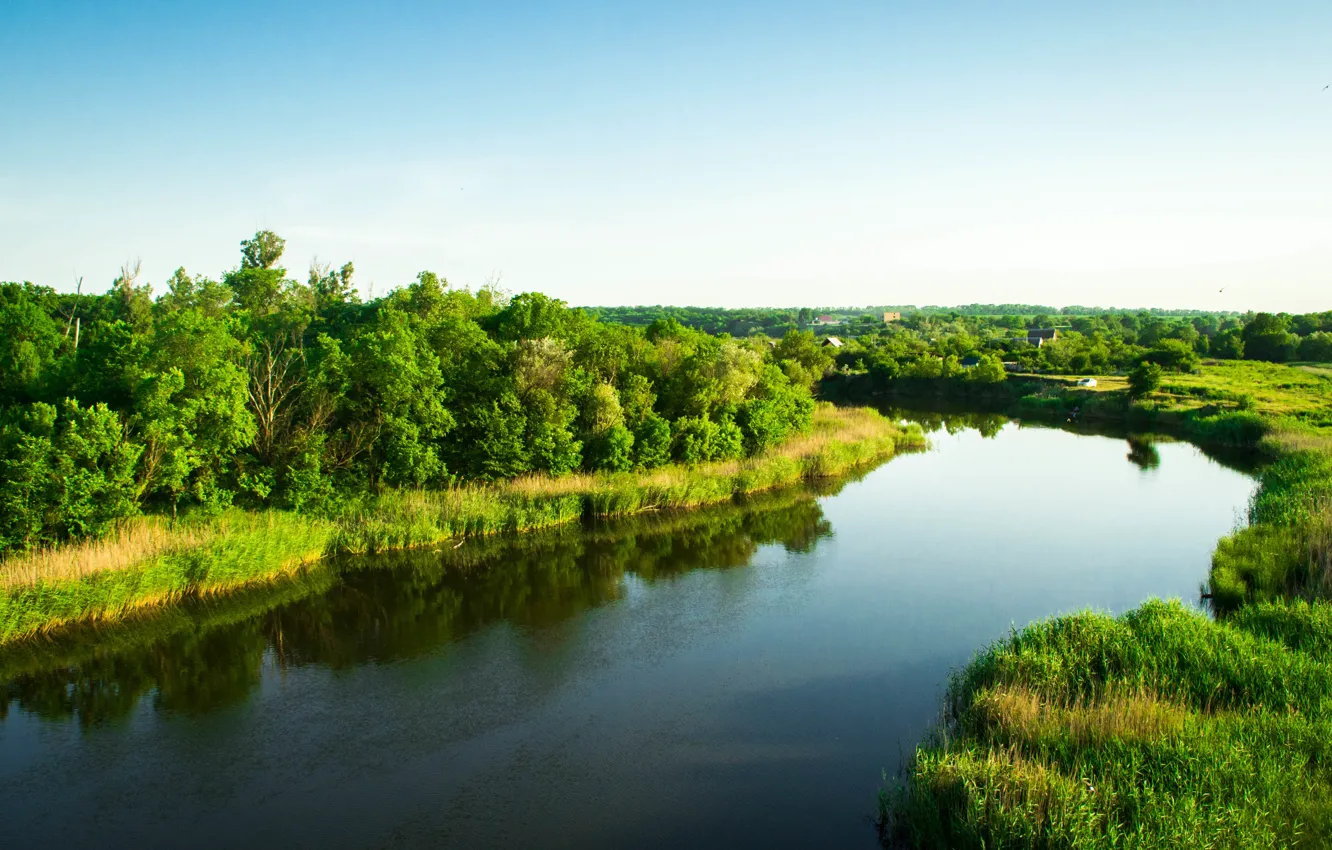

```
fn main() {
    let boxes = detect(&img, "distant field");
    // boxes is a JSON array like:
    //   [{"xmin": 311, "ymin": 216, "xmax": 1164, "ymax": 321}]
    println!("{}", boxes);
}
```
[
  {"xmin": 1160, "ymin": 360, "xmax": 1332, "ymax": 428},
  {"xmin": 1009, "ymin": 361, "xmax": 1332, "ymax": 432}
]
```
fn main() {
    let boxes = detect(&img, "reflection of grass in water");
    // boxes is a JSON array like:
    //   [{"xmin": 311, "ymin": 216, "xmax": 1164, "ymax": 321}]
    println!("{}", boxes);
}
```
[
  {"xmin": 0, "ymin": 406, "xmax": 917, "ymax": 643},
  {"xmin": 3, "ymin": 484, "xmax": 835, "ymax": 725},
  {"xmin": 0, "ymin": 566, "xmax": 334, "ymax": 718}
]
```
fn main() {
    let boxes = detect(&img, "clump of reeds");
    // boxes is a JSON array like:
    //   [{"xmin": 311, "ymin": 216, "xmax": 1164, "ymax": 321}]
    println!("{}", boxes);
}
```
[{"xmin": 883, "ymin": 598, "xmax": 1332, "ymax": 848}]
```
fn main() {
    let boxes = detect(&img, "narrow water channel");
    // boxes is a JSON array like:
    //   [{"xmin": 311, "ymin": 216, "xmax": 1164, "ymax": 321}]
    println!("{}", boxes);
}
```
[{"xmin": 0, "ymin": 413, "xmax": 1257, "ymax": 849}]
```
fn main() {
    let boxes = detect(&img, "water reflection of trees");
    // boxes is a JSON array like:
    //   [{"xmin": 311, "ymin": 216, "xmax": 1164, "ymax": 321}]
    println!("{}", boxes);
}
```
[
  {"xmin": 884, "ymin": 405, "xmax": 1260, "ymax": 476},
  {"xmin": 1, "ymin": 488, "xmax": 832, "ymax": 727},
  {"xmin": 1126, "ymin": 436, "xmax": 1162, "ymax": 470},
  {"xmin": 883, "ymin": 407, "xmax": 1006, "ymax": 439}
]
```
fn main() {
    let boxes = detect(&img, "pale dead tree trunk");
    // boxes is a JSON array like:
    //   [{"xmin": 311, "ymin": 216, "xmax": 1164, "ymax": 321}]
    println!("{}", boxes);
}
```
[
  {"xmin": 246, "ymin": 336, "xmax": 304, "ymax": 465},
  {"xmin": 117, "ymin": 260, "xmax": 141, "ymax": 303},
  {"xmin": 63, "ymin": 277, "xmax": 83, "ymax": 338}
]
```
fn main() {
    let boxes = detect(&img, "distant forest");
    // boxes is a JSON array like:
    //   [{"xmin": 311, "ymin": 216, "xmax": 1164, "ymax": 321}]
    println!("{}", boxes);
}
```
[{"xmin": 584, "ymin": 304, "xmax": 1238, "ymax": 339}]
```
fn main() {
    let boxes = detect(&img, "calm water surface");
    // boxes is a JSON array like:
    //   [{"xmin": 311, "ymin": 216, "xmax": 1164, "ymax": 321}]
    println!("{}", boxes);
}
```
[{"xmin": 0, "ymin": 414, "xmax": 1257, "ymax": 849}]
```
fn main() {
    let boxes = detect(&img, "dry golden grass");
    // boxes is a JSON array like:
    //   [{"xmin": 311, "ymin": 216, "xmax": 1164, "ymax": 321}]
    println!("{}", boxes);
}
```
[
  {"xmin": 0, "ymin": 511, "xmax": 328, "ymax": 594},
  {"xmin": 0, "ymin": 517, "xmax": 214, "ymax": 592},
  {"xmin": 975, "ymin": 684, "xmax": 1187, "ymax": 747}
]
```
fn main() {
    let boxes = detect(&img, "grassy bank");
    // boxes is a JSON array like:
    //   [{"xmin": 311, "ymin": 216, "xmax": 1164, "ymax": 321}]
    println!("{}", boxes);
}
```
[
  {"xmin": 882, "ymin": 360, "xmax": 1332, "ymax": 847},
  {"xmin": 0, "ymin": 404, "xmax": 921, "ymax": 643},
  {"xmin": 1, "ymin": 483, "xmax": 839, "ymax": 722},
  {"xmin": 882, "ymin": 600, "xmax": 1332, "ymax": 848}
]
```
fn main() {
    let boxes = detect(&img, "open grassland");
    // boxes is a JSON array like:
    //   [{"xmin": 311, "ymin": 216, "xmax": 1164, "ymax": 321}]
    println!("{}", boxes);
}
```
[
  {"xmin": 886, "ymin": 360, "xmax": 1332, "ymax": 848},
  {"xmin": 0, "ymin": 405, "xmax": 920, "ymax": 643},
  {"xmin": 1156, "ymin": 360, "xmax": 1332, "ymax": 429}
]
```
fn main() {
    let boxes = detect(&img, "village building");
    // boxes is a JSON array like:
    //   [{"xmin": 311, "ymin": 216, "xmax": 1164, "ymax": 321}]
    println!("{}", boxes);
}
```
[
  {"xmin": 822, "ymin": 336, "xmax": 844, "ymax": 349},
  {"xmin": 882, "ymin": 312, "xmax": 901, "ymax": 323},
  {"xmin": 1026, "ymin": 328, "xmax": 1059, "ymax": 347}
]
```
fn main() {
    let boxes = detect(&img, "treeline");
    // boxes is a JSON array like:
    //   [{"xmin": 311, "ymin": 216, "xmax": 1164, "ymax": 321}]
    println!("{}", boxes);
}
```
[
  {"xmin": 820, "ymin": 310, "xmax": 1332, "ymax": 388},
  {"xmin": 0, "ymin": 232, "xmax": 832, "ymax": 555},
  {"xmin": 582, "ymin": 304, "xmax": 1236, "ymax": 335}
]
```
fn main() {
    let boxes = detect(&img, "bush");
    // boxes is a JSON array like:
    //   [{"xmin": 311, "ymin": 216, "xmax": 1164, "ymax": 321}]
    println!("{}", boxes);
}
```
[
  {"xmin": 1146, "ymin": 339, "xmax": 1200, "ymax": 373},
  {"xmin": 587, "ymin": 424, "xmax": 635, "ymax": 472},
  {"xmin": 1128, "ymin": 362, "xmax": 1163, "ymax": 397},
  {"xmin": 671, "ymin": 416, "xmax": 720, "ymax": 464},
  {"xmin": 632, "ymin": 413, "xmax": 671, "ymax": 470}
]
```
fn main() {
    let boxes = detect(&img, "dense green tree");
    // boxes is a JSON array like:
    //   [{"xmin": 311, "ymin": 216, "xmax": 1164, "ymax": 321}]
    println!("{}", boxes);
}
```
[
  {"xmin": 1298, "ymin": 332, "xmax": 1332, "ymax": 363},
  {"xmin": 0, "ymin": 283, "xmax": 66, "ymax": 404},
  {"xmin": 1145, "ymin": 339, "xmax": 1200, "ymax": 373},
  {"xmin": 1242, "ymin": 313, "xmax": 1296, "ymax": 363},
  {"xmin": 1128, "ymin": 362, "xmax": 1163, "ymax": 398}
]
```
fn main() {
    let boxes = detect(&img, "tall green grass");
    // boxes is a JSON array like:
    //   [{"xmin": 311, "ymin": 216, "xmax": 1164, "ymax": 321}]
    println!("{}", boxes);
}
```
[
  {"xmin": 0, "ymin": 511, "xmax": 331, "ymax": 642},
  {"xmin": 884, "ymin": 599, "xmax": 1332, "ymax": 849}
]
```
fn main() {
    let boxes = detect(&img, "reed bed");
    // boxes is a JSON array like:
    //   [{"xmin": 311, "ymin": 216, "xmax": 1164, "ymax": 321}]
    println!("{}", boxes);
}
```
[
  {"xmin": 0, "ymin": 405, "xmax": 918, "ymax": 642},
  {"xmin": 0, "ymin": 510, "xmax": 332, "ymax": 642}
]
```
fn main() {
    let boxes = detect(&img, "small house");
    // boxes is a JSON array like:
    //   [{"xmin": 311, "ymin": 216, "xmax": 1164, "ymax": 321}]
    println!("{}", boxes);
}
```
[
  {"xmin": 1075, "ymin": 377, "xmax": 1097, "ymax": 387},
  {"xmin": 1026, "ymin": 329, "xmax": 1059, "ymax": 347},
  {"xmin": 1002, "ymin": 362, "xmax": 1021, "ymax": 372},
  {"xmin": 959, "ymin": 356, "xmax": 982, "ymax": 368},
  {"xmin": 882, "ymin": 312, "xmax": 902, "ymax": 323},
  {"xmin": 822, "ymin": 336, "xmax": 844, "ymax": 349},
  {"xmin": 812, "ymin": 314, "xmax": 840, "ymax": 326}
]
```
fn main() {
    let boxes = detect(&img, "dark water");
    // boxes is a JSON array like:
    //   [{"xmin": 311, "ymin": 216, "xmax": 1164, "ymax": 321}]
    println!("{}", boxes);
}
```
[{"xmin": 0, "ymin": 414, "xmax": 1256, "ymax": 849}]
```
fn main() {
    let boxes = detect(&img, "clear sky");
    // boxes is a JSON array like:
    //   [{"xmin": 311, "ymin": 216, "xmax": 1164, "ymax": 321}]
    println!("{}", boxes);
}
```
[{"xmin": 3, "ymin": 1, "xmax": 1331, "ymax": 311}]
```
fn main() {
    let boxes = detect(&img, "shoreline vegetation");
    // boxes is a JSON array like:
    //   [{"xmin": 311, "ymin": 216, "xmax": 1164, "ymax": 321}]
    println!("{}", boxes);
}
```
[
  {"xmin": 865, "ymin": 362, "xmax": 1332, "ymax": 848},
  {"xmin": 0, "ymin": 479, "xmax": 845, "ymax": 721},
  {"xmin": 0, "ymin": 404, "xmax": 921, "ymax": 644}
]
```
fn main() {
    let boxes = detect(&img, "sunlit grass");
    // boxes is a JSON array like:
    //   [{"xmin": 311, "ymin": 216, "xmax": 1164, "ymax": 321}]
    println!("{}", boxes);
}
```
[{"xmin": 883, "ymin": 599, "xmax": 1332, "ymax": 849}]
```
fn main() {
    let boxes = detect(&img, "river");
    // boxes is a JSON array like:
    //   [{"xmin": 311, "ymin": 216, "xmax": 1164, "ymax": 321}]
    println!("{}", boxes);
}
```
[{"xmin": 0, "ymin": 413, "xmax": 1257, "ymax": 849}]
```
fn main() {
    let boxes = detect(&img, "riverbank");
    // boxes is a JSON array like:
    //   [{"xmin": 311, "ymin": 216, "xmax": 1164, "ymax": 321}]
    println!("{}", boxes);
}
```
[
  {"xmin": 0, "ymin": 404, "xmax": 922, "ymax": 644},
  {"xmin": 878, "ymin": 361, "xmax": 1332, "ymax": 848},
  {"xmin": 0, "ymin": 480, "xmax": 843, "ymax": 690}
]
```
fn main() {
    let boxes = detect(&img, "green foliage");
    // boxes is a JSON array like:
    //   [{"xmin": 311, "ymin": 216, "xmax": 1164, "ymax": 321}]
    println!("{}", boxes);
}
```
[
  {"xmin": 966, "ymin": 354, "xmax": 1007, "ymax": 384},
  {"xmin": 632, "ymin": 413, "xmax": 672, "ymax": 469},
  {"xmin": 1242, "ymin": 312, "xmax": 1297, "ymax": 363},
  {"xmin": 0, "ymin": 283, "xmax": 65, "ymax": 404},
  {"xmin": 1145, "ymin": 338, "xmax": 1200, "ymax": 372},
  {"xmin": 0, "ymin": 233, "xmax": 821, "ymax": 534},
  {"xmin": 586, "ymin": 424, "xmax": 635, "ymax": 472},
  {"xmin": 1298, "ymin": 331, "xmax": 1332, "ymax": 362},
  {"xmin": 0, "ymin": 401, "xmax": 140, "ymax": 551},
  {"xmin": 1128, "ymin": 361, "xmax": 1163, "ymax": 397},
  {"xmin": 671, "ymin": 415, "xmax": 721, "ymax": 464}
]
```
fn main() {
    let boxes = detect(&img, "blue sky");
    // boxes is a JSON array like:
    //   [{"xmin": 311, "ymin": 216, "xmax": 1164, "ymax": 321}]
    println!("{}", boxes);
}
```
[{"xmin": 3, "ymin": 1, "xmax": 1331, "ymax": 310}]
